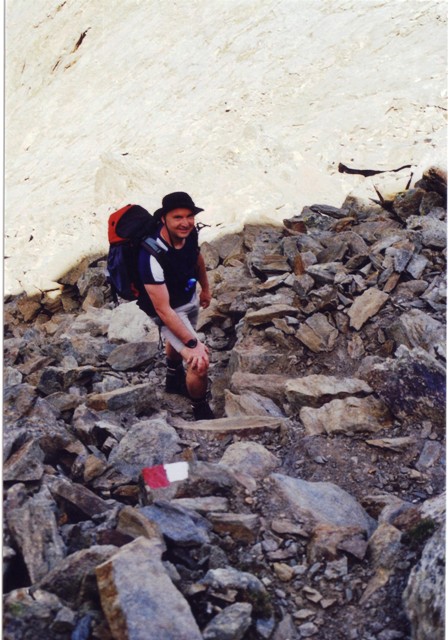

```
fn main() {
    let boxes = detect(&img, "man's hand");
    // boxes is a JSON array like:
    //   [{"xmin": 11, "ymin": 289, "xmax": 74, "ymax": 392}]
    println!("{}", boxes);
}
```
[
  {"xmin": 180, "ymin": 341, "xmax": 209, "ymax": 373},
  {"xmin": 199, "ymin": 288, "xmax": 212, "ymax": 309}
]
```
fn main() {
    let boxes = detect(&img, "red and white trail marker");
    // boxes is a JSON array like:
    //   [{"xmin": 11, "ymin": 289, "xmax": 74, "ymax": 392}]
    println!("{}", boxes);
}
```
[{"xmin": 142, "ymin": 461, "xmax": 189, "ymax": 489}]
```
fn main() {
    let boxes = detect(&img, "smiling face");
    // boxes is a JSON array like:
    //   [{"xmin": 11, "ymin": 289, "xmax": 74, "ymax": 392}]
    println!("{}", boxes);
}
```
[{"xmin": 163, "ymin": 207, "xmax": 196, "ymax": 245}]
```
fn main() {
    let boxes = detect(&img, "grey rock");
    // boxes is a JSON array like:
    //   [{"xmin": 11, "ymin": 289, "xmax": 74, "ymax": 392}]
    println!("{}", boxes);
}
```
[
  {"xmin": 224, "ymin": 389, "xmax": 285, "ymax": 417},
  {"xmin": 285, "ymin": 374, "xmax": 372, "ymax": 409},
  {"xmin": 35, "ymin": 545, "xmax": 118, "ymax": 607},
  {"xmin": 267, "ymin": 473, "xmax": 377, "ymax": 536},
  {"xmin": 5, "ymin": 484, "xmax": 66, "ymax": 583},
  {"xmin": 3, "ymin": 588, "xmax": 72, "ymax": 640},
  {"xmin": 3, "ymin": 438, "xmax": 45, "ymax": 483},
  {"xmin": 230, "ymin": 371, "xmax": 289, "ymax": 404},
  {"xmin": 140, "ymin": 501, "xmax": 211, "ymax": 546},
  {"xmin": 407, "ymin": 214, "xmax": 447, "ymax": 249},
  {"xmin": 406, "ymin": 253, "xmax": 429, "ymax": 279},
  {"xmin": 203, "ymin": 602, "xmax": 253, "ymax": 640},
  {"xmin": 107, "ymin": 301, "xmax": 160, "ymax": 343},
  {"xmin": 415, "ymin": 441, "xmax": 443, "ymax": 472},
  {"xmin": 306, "ymin": 262, "xmax": 346, "ymax": 284},
  {"xmin": 386, "ymin": 309, "xmax": 445, "ymax": 358},
  {"xmin": 96, "ymin": 536, "xmax": 203, "ymax": 640},
  {"xmin": 108, "ymin": 417, "xmax": 181, "ymax": 480},
  {"xmin": 244, "ymin": 303, "xmax": 299, "ymax": 326},
  {"xmin": 4, "ymin": 383, "xmax": 37, "ymax": 423},
  {"xmin": 107, "ymin": 341, "xmax": 158, "ymax": 371},
  {"xmin": 393, "ymin": 188, "xmax": 425, "ymax": 221},
  {"xmin": 45, "ymin": 474, "xmax": 113, "ymax": 518},
  {"xmin": 219, "ymin": 441, "xmax": 280, "ymax": 478},
  {"xmin": 363, "ymin": 346, "xmax": 446, "ymax": 430},
  {"xmin": 403, "ymin": 522, "xmax": 445, "ymax": 640},
  {"xmin": 208, "ymin": 512, "xmax": 260, "ymax": 543},
  {"xmin": 201, "ymin": 567, "xmax": 271, "ymax": 616},
  {"xmin": 347, "ymin": 287, "xmax": 389, "ymax": 330},
  {"xmin": 37, "ymin": 365, "xmax": 96, "ymax": 395},
  {"xmin": 296, "ymin": 313, "xmax": 338, "ymax": 352},
  {"xmin": 87, "ymin": 382, "xmax": 159, "ymax": 413},
  {"xmin": 300, "ymin": 396, "xmax": 391, "ymax": 435}
]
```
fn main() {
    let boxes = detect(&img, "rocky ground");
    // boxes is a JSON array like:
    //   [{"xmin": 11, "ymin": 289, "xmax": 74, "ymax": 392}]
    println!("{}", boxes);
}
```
[{"xmin": 3, "ymin": 168, "xmax": 446, "ymax": 640}]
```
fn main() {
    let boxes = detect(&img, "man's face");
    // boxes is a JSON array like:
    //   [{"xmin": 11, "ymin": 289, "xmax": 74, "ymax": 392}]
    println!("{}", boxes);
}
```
[{"xmin": 164, "ymin": 208, "xmax": 196, "ymax": 239}]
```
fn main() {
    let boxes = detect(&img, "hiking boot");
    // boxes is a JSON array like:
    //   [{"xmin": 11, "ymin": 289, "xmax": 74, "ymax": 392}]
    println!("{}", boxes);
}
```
[
  {"xmin": 165, "ymin": 364, "xmax": 187, "ymax": 395},
  {"xmin": 192, "ymin": 399, "xmax": 215, "ymax": 421}
]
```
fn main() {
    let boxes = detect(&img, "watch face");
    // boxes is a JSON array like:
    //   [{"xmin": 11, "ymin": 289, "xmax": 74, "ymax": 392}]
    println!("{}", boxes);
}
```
[{"xmin": 186, "ymin": 339, "xmax": 198, "ymax": 348}]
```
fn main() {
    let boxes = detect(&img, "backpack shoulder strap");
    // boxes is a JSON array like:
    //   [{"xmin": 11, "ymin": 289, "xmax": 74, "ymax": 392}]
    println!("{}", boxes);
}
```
[{"xmin": 141, "ymin": 237, "xmax": 168, "ymax": 264}]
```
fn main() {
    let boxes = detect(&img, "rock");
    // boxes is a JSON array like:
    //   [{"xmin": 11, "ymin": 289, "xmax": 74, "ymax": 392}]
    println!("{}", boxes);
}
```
[
  {"xmin": 224, "ymin": 389, "xmax": 285, "ymax": 417},
  {"xmin": 297, "ymin": 621, "xmax": 319, "ymax": 637},
  {"xmin": 219, "ymin": 441, "xmax": 280, "ymax": 478},
  {"xmin": 363, "ymin": 346, "xmax": 446, "ymax": 430},
  {"xmin": 174, "ymin": 462, "xmax": 250, "ymax": 505},
  {"xmin": 116, "ymin": 505, "xmax": 166, "ymax": 543},
  {"xmin": 385, "ymin": 309, "xmax": 445, "ymax": 358},
  {"xmin": 139, "ymin": 502, "xmax": 211, "ymax": 546},
  {"xmin": 347, "ymin": 287, "xmax": 389, "ymax": 330},
  {"xmin": 406, "ymin": 214, "xmax": 446, "ymax": 248},
  {"xmin": 3, "ymin": 383, "xmax": 37, "ymax": 423},
  {"xmin": 405, "ymin": 253, "xmax": 429, "ymax": 279},
  {"xmin": 45, "ymin": 475, "xmax": 113, "ymax": 518},
  {"xmin": 403, "ymin": 522, "xmax": 445, "ymax": 640},
  {"xmin": 170, "ymin": 496, "xmax": 229, "ymax": 514},
  {"xmin": 365, "ymin": 436, "xmax": 418, "ymax": 452},
  {"xmin": 359, "ymin": 523, "xmax": 403, "ymax": 604},
  {"xmin": 171, "ymin": 415, "xmax": 284, "ymax": 433},
  {"xmin": 3, "ymin": 439, "xmax": 45, "ymax": 483},
  {"xmin": 244, "ymin": 304, "xmax": 299, "ymax": 326},
  {"xmin": 307, "ymin": 524, "xmax": 368, "ymax": 562},
  {"xmin": 291, "ymin": 273, "xmax": 316, "ymax": 297},
  {"xmin": 3, "ymin": 588, "xmax": 74, "ymax": 640},
  {"xmin": 106, "ymin": 341, "xmax": 159, "ymax": 371},
  {"xmin": 419, "ymin": 493, "xmax": 446, "ymax": 527},
  {"xmin": 415, "ymin": 441, "xmax": 443, "ymax": 472},
  {"xmin": 35, "ymin": 545, "xmax": 118, "ymax": 607},
  {"xmin": 200, "ymin": 567, "xmax": 271, "ymax": 617},
  {"xmin": 37, "ymin": 365, "xmax": 96, "ymax": 395},
  {"xmin": 108, "ymin": 417, "xmax": 181, "ymax": 480},
  {"xmin": 306, "ymin": 262, "xmax": 346, "ymax": 284},
  {"xmin": 285, "ymin": 375, "xmax": 372, "ymax": 409},
  {"xmin": 230, "ymin": 372, "xmax": 289, "ymax": 404},
  {"xmin": 266, "ymin": 474, "xmax": 377, "ymax": 536},
  {"xmin": 296, "ymin": 313, "xmax": 338, "ymax": 352},
  {"xmin": 393, "ymin": 188, "xmax": 426, "ymax": 221},
  {"xmin": 202, "ymin": 602, "xmax": 253, "ymax": 640},
  {"xmin": 200, "ymin": 241, "xmax": 220, "ymax": 269},
  {"xmin": 107, "ymin": 302, "xmax": 160, "ymax": 342},
  {"xmin": 5, "ymin": 484, "xmax": 66, "ymax": 583},
  {"xmin": 299, "ymin": 396, "xmax": 391, "ymax": 435},
  {"xmin": 86, "ymin": 382, "xmax": 159, "ymax": 413},
  {"xmin": 208, "ymin": 513, "xmax": 260, "ymax": 543},
  {"xmin": 96, "ymin": 536, "xmax": 203, "ymax": 639}
]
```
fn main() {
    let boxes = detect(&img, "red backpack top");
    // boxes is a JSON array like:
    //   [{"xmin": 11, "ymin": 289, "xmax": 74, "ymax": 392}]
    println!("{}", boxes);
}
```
[{"xmin": 106, "ymin": 204, "xmax": 164, "ymax": 303}]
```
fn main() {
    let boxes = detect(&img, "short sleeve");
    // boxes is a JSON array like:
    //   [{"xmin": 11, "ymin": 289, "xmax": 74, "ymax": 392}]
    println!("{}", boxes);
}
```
[{"xmin": 138, "ymin": 248, "xmax": 165, "ymax": 284}]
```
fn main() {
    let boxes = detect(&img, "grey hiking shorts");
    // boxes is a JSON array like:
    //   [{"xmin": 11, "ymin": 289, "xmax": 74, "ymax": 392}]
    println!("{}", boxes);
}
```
[{"xmin": 152, "ymin": 293, "xmax": 199, "ymax": 354}]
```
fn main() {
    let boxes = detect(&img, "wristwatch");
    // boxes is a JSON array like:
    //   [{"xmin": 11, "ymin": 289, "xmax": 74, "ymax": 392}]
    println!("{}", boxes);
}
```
[{"xmin": 185, "ymin": 338, "xmax": 198, "ymax": 349}]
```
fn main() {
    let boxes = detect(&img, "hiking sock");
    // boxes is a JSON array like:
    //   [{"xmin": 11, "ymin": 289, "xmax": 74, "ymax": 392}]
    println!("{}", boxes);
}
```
[
  {"xmin": 165, "ymin": 359, "xmax": 186, "ymax": 394},
  {"xmin": 191, "ymin": 396, "xmax": 215, "ymax": 420}
]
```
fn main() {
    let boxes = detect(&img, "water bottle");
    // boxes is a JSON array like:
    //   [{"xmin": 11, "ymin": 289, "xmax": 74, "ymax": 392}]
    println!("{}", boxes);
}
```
[{"xmin": 185, "ymin": 278, "xmax": 197, "ymax": 292}]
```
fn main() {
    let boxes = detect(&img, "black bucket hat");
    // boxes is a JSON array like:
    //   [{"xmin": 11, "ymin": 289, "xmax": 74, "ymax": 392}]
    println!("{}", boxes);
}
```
[{"xmin": 155, "ymin": 192, "xmax": 204, "ymax": 219}]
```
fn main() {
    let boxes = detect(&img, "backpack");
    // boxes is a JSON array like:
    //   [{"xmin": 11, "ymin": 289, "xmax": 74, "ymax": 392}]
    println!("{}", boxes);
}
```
[{"xmin": 106, "ymin": 204, "xmax": 166, "ymax": 304}]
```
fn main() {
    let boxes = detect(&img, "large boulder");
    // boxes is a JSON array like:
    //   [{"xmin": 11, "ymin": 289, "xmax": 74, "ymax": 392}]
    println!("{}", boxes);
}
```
[{"xmin": 403, "ymin": 521, "xmax": 445, "ymax": 640}]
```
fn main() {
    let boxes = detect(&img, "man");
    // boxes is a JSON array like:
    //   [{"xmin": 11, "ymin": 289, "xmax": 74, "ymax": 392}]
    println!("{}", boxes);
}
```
[{"xmin": 136, "ymin": 192, "xmax": 215, "ymax": 420}]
